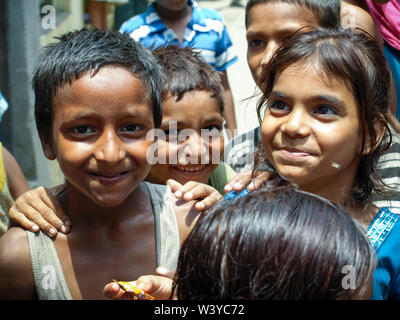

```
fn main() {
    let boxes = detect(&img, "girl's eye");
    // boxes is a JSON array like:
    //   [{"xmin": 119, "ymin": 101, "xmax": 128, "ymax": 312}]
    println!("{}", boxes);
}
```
[
  {"xmin": 314, "ymin": 105, "xmax": 338, "ymax": 118},
  {"xmin": 268, "ymin": 99, "xmax": 290, "ymax": 113},
  {"xmin": 71, "ymin": 126, "xmax": 95, "ymax": 135}
]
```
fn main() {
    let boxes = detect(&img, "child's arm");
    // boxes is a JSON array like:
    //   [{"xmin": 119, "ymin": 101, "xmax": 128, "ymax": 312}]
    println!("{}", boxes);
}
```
[
  {"xmin": 2, "ymin": 146, "xmax": 30, "ymax": 200},
  {"xmin": 0, "ymin": 227, "xmax": 36, "ymax": 299},
  {"xmin": 8, "ymin": 185, "xmax": 71, "ymax": 237}
]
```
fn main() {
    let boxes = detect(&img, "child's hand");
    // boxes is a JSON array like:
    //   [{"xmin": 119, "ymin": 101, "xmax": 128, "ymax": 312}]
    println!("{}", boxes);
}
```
[
  {"xmin": 224, "ymin": 171, "xmax": 272, "ymax": 193},
  {"xmin": 104, "ymin": 267, "xmax": 175, "ymax": 300},
  {"xmin": 167, "ymin": 179, "xmax": 223, "ymax": 211},
  {"xmin": 8, "ymin": 184, "xmax": 71, "ymax": 237}
]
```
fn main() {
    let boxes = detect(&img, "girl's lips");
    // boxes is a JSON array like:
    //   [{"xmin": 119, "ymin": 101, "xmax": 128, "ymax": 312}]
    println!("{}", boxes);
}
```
[
  {"xmin": 274, "ymin": 147, "xmax": 313, "ymax": 161},
  {"xmin": 88, "ymin": 171, "xmax": 130, "ymax": 185}
]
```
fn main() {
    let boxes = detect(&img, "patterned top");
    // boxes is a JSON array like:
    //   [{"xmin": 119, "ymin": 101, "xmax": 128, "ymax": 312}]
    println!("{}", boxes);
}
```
[
  {"xmin": 224, "ymin": 125, "xmax": 400, "ymax": 214},
  {"xmin": 119, "ymin": 0, "xmax": 238, "ymax": 72},
  {"xmin": 367, "ymin": 207, "xmax": 400, "ymax": 300}
]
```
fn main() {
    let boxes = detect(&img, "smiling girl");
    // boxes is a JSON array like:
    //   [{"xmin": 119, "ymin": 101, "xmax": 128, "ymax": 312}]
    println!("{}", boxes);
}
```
[{"xmin": 254, "ymin": 27, "xmax": 400, "ymax": 299}]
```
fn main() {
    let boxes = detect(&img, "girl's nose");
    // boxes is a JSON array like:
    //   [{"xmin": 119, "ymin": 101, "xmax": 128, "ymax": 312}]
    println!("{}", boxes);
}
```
[
  {"xmin": 280, "ymin": 109, "xmax": 311, "ymax": 138},
  {"xmin": 94, "ymin": 129, "xmax": 126, "ymax": 162}
]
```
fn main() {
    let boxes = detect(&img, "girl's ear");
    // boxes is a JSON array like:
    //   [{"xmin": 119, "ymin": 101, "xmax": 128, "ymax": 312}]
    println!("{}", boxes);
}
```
[
  {"xmin": 362, "ymin": 119, "xmax": 385, "ymax": 156},
  {"xmin": 39, "ymin": 134, "xmax": 56, "ymax": 160}
]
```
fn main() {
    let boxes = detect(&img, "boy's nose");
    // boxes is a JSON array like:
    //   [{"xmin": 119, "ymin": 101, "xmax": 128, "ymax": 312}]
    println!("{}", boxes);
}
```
[
  {"xmin": 261, "ymin": 41, "xmax": 279, "ymax": 67},
  {"xmin": 94, "ymin": 130, "xmax": 126, "ymax": 162},
  {"xmin": 179, "ymin": 133, "xmax": 208, "ymax": 163}
]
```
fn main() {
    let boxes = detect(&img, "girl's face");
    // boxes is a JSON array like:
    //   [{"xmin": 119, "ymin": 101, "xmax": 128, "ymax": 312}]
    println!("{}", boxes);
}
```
[
  {"xmin": 46, "ymin": 66, "xmax": 154, "ymax": 207},
  {"xmin": 261, "ymin": 62, "xmax": 363, "ymax": 198},
  {"xmin": 147, "ymin": 90, "xmax": 224, "ymax": 185},
  {"xmin": 246, "ymin": 2, "xmax": 317, "ymax": 87}
]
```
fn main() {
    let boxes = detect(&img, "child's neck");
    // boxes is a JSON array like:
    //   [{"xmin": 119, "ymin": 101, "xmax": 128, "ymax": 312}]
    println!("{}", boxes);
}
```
[
  {"xmin": 155, "ymin": 2, "xmax": 192, "ymax": 42},
  {"xmin": 58, "ymin": 183, "xmax": 149, "ymax": 230}
]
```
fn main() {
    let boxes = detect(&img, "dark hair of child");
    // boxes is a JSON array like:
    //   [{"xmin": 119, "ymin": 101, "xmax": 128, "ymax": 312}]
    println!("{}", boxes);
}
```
[
  {"xmin": 32, "ymin": 29, "xmax": 164, "ymax": 143},
  {"xmin": 256, "ymin": 27, "xmax": 393, "ymax": 202},
  {"xmin": 173, "ymin": 186, "xmax": 376, "ymax": 300},
  {"xmin": 152, "ymin": 45, "xmax": 225, "ymax": 112},
  {"xmin": 245, "ymin": 0, "xmax": 341, "ymax": 28}
]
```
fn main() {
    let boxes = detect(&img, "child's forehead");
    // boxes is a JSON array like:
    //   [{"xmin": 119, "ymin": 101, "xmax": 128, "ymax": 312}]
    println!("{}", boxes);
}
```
[{"xmin": 247, "ymin": 1, "xmax": 316, "ymax": 27}]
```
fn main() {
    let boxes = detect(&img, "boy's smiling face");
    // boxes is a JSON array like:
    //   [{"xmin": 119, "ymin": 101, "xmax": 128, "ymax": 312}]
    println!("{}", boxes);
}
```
[
  {"xmin": 246, "ymin": 2, "xmax": 317, "ymax": 86},
  {"xmin": 44, "ymin": 66, "xmax": 155, "ymax": 207},
  {"xmin": 147, "ymin": 90, "xmax": 224, "ymax": 185}
]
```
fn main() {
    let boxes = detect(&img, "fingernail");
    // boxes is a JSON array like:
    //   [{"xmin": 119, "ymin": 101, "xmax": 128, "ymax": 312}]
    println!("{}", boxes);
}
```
[
  {"xmin": 224, "ymin": 184, "xmax": 232, "ymax": 192},
  {"xmin": 31, "ymin": 224, "xmax": 39, "ymax": 232},
  {"xmin": 197, "ymin": 203, "xmax": 205, "ymax": 210},
  {"xmin": 48, "ymin": 228, "xmax": 57, "ymax": 237},
  {"xmin": 185, "ymin": 192, "xmax": 193, "ymax": 200},
  {"xmin": 175, "ymin": 190, "xmax": 182, "ymax": 198},
  {"xmin": 60, "ymin": 225, "xmax": 69, "ymax": 233},
  {"xmin": 233, "ymin": 182, "xmax": 242, "ymax": 190}
]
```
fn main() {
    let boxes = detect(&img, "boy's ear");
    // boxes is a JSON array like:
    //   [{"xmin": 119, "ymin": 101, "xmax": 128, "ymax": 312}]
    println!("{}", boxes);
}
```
[
  {"xmin": 39, "ymin": 134, "xmax": 56, "ymax": 160},
  {"xmin": 362, "ymin": 119, "xmax": 385, "ymax": 156}
]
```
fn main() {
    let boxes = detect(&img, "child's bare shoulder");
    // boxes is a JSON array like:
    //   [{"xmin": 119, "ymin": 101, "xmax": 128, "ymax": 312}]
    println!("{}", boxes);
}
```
[{"xmin": 0, "ymin": 227, "xmax": 35, "ymax": 299}]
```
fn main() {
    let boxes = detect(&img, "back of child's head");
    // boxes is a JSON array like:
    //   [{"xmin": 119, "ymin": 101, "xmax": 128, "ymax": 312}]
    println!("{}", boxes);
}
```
[
  {"xmin": 256, "ymin": 26, "xmax": 392, "ymax": 201},
  {"xmin": 174, "ymin": 186, "xmax": 376, "ymax": 300},
  {"xmin": 245, "ymin": 0, "xmax": 341, "ymax": 28},
  {"xmin": 32, "ymin": 29, "xmax": 164, "ymax": 143},
  {"xmin": 152, "ymin": 45, "xmax": 225, "ymax": 112}
]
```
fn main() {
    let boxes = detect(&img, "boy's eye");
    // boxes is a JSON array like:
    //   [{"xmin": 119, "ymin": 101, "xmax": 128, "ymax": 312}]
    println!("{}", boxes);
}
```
[
  {"xmin": 248, "ymin": 39, "xmax": 264, "ymax": 48},
  {"xmin": 204, "ymin": 124, "xmax": 222, "ymax": 132},
  {"xmin": 120, "ymin": 124, "xmax": 142, "ymax": 133},
  {"xmin": 71, "ymin": 126, "xmax": 95, "ymax": 135}
]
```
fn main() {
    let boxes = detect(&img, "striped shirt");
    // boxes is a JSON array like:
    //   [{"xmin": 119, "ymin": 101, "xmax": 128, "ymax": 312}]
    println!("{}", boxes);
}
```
[
  {"xmin": 119, "ymin": 0, "xmax": 238, "ymax": 72},
  {"xmin": 224, "ymin": 125, "xmax": 400, "ymax": 214}
]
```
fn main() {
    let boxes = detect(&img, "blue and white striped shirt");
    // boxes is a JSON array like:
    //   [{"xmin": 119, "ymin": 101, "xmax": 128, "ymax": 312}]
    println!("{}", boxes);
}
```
[{"xmin": 119, "ymin": 0, "xmax": 238, "ymax": 72}]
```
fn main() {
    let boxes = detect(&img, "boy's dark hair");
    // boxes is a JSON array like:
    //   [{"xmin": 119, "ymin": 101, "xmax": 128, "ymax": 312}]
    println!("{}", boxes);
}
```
[
  {"xmin": 245, "ymin": 0, "xmax": 341, "ymax": 28},
  {"xmin": 256, "ymin": 27, "xmax": 393, "ymax": 202},
  {"xmin": 32, "ymin": 29, "xmax": 164, "ymax": 143},
  {"xmin": 174, "ymin": 186, "xmax": 376, "ymax": 300},
  {"xmin": 152, "ymin": 46, "xmax": 225, "ymax": 112}
]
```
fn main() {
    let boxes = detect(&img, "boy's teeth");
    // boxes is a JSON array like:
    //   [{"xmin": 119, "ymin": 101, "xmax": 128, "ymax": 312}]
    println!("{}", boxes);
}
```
[{"xmin": 175, "ymin": 166, "xmax": 206, "ymax": 172}]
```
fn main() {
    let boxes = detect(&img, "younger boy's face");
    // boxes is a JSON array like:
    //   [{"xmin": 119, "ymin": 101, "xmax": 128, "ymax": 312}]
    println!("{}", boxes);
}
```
[
  {"xmin": 147, "ymin": 90, "xmax": 224, "ymax": 186},
  {"xmin": 246, "ymin": 2, "xmax": 317, "ymax": 87},
  {"xmin": 45, "ymin": 66, "xmax": 155, "ymax": 207}
]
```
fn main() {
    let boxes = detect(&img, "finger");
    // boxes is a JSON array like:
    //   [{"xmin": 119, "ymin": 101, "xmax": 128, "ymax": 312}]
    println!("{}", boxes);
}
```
[
  {"xmin": 248, "ymin": 172, "xmax": 272, "ymax": 190},
  {"xmin": 177, "ymin": 181, "xmax": 200, "ymax": 200},
  {"xmin": 103, "ymin": 282, "xmax": 129, "ymax": 300},
  {"xmin": 224, "ymin": 172, "xmax": 252, "ymax": 192},
  {"xmin": 195, "ymin": 193, "xmax": 223, "ymax": 211},
  {"xmin": 136, "ymin": 275, "xmax": 174, "ymax": 300},
  {"xmin": 166, "ymin": 179, "xmax": 184, "ymax": 197},
  {"xmin": 40, "ymin": 189, "xmax": 72, "ymax": 229},
  {"xmin": 8, "ymin": 208, "xmax": 40, "ymax": 233}
]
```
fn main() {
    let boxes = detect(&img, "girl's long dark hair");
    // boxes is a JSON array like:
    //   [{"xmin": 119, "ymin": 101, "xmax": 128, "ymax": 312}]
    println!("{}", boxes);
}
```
[
  {"xmin": 256, "ymin": 27, "xmax": 393, "ymax": 201},
  {"xmin": 174, "ymin": 187, "xmax": 376, "ymax": 300}
]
